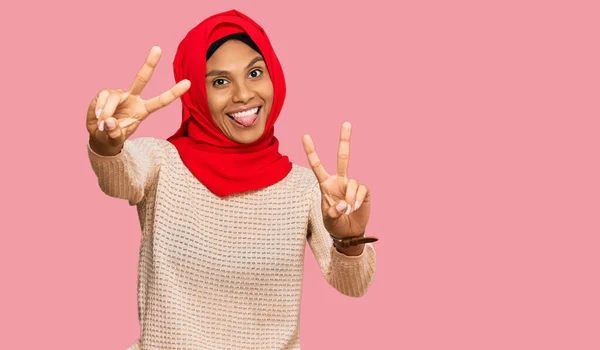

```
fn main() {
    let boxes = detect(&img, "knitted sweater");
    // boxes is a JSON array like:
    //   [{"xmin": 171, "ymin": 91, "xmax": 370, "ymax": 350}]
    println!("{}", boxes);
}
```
[{"xmin": 87, "ymin": 137, "xmax": 377, "ymax": 350}]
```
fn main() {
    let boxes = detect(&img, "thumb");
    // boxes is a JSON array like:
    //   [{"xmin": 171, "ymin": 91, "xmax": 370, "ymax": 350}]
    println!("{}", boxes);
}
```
[
  {"xmin": 104, "ymin": 117, "xmax": 126, "ymax": 147},
  {"xmin": 326, "ymin": 200, "xmax": 351, "ymax": 220}
]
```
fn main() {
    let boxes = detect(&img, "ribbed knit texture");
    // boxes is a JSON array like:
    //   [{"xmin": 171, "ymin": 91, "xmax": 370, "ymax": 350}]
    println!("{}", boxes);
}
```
[{"xmin": 87, "ymin": 137, "xmax": 376, "ymax": 350}]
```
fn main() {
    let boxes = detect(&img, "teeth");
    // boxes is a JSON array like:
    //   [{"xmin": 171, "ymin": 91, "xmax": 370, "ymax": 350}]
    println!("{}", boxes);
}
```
[{"xmin": 231, "ymin": 107, "xmax": 259, "ymax": 118}]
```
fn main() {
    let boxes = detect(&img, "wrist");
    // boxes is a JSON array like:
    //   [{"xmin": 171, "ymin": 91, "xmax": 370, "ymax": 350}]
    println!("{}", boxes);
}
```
[
  {"xmin": 89, "ymin": 136, "xmax": 123, "ymax": 156},
  {"xmin": 335, "ymin": 244, "xmax": 365, "ymax": 256}
]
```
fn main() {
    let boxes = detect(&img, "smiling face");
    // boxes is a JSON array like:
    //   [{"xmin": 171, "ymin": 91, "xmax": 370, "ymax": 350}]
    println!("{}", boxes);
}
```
[{"xmin": 205, "ymin": 39, "xmax": 274, "ymax": 144}]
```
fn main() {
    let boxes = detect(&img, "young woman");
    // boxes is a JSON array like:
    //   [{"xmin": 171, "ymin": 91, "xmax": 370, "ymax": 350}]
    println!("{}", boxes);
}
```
[{"xmin": 86, "ymin": 9, "xmax": 378, "ymax": 350}]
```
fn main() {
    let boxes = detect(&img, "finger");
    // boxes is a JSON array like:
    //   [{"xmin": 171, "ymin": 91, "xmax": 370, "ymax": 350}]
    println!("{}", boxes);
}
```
[
  {"xmin": 345, "ymin": 179, "xmax": 359, "ymax": 215},
  {"xmin": 337, "ymin": 121, "xmax": 352, "ymax": 178},
  {"xmin": 326, "ymin": 200, "xmax": 348, "ymax": 220},
  {"xmin": 98, "ymin": 92, "xmax": 122, "ymax": 127},
  {"xmin": 104, "ymin": 117, "xmax": 126, "ymax": 145},
  {"xmin": 86, "ymin": 97, "xmax": 100, "ymax": 134},
  {"xmin": 120, "ymin": 91, "xmax": 130, "ymax": 103},
  {"xmin": 320, "ymin": 191, "xmax": 335, "ymax": 213},
  {"xmin": 144, "ymin": 79, "xmax": 191, "ymax": 115},
  {"xmin": 355, "ymin": 184, "xmax": 370, "ymax": 211},
  {"xmin": 302, "ymin": 134, "xmax": 330, "ymax": 183},
  {"xmin": 130, "ymin": 46, "xmax": 162, "ymax": 96},
  {"xmin": 95, "ymin": 89, "xmax": 110, "ymax": 119},
  {"xmin": 93, "ymin": 113, "xmax": 110, "ymax": 142},
  {"xmin": 86, "ymin": 89, "xmax": 110, "ymax": 134}
]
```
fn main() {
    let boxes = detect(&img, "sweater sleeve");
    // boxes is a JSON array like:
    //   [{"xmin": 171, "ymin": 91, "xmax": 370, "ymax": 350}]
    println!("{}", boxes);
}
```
[
  {"xmin": 306, "ymin": 182, "xmax": 377, "ymax": 297},
  {"xmin": 87, "ymin": 137, "xmax": 164, "ymax": 206}
]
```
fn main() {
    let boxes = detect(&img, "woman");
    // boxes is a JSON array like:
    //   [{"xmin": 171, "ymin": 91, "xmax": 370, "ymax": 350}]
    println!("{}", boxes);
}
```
[{"xmin": 86, "ymin": 9, "xmax": 378, "ymax": 350}]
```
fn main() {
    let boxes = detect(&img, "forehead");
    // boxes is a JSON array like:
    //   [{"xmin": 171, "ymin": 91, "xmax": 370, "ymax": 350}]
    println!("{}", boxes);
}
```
[{"xmin": 206, "ymin": 40, "xmax": 261, "ymax": 68}]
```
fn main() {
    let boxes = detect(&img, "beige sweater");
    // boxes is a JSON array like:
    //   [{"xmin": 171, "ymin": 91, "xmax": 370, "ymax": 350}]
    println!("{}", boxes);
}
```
[{"xmin": 87, "ymin": 137, "xmax": 376, "ymax": 350}]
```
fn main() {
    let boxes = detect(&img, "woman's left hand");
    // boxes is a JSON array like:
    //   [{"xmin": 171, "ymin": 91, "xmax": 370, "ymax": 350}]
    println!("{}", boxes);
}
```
[{"xmin": 302, "ymin": 122, "xmax": 370, "ymax": 238}]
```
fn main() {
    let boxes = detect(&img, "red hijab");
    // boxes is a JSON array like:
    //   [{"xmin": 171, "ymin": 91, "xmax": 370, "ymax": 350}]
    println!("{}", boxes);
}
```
[{"xmin": 167, "ymin": 9, "xmax": 292, "ymax": 197}]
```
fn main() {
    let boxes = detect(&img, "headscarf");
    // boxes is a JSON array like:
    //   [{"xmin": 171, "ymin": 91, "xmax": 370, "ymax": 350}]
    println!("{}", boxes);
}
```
[{"xmin": 167, "ymin": 9, "xmax": 292, "ymax": 197}]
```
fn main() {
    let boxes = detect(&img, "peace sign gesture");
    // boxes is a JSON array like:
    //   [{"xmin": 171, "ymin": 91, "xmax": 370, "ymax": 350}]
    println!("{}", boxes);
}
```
[
  {"xmin": 303, "ymin": 122, "xmax": 371, "ymax": 239},
  {"xmin": 86, "ymin": 46, "xmax": 190, "ymax": 155}
]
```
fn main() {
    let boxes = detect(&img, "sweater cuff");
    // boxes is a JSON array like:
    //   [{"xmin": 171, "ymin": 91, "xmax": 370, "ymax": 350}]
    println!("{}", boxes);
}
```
[{"xmin": 328, "ymin": 243, "xmax": 376, "ymax": 297}]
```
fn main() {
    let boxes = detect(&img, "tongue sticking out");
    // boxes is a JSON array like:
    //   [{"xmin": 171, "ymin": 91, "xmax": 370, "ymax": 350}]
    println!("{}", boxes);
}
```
[{"xmin": 234, "ymin": 113, "xmax": 258, "ymax": 127}]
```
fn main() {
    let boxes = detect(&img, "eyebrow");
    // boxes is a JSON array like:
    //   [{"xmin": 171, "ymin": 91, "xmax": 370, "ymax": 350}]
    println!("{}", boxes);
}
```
[{"xmin": 205, "ymin": 56, "xmax": 265, "ymax": 77}]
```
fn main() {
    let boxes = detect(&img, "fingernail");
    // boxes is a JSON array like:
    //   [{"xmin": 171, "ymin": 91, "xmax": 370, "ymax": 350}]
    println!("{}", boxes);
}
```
[
  {"xmin": 98, "ymin": 120, "xmax": 105, "ymax": 132},
  {"xmin": 336, "ymin": 201, "xmax": 347, "ymax": 213},
  {"xmin": 355, "ymin": 201, "xmax": 360, "ymax": 211},
  {"xmin": 105, "ymin": 119, "xmax": 116, "ymax": 130},
  {"xmin": 95, "ymin": 108, "xmax": 102, "ymax": 119},
  {"xmin": 345, "ymin": 205, "xmax": 352, "ymax": 215}
]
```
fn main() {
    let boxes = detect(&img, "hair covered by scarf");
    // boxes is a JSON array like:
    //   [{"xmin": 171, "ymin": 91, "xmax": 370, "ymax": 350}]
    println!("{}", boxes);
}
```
[{"xmin": 167, "ymin": 9, "xmax": 292, "ymax": 197}]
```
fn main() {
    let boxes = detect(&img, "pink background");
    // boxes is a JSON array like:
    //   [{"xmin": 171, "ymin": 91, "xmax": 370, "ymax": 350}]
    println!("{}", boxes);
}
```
[{"xmin": 1, "ymin": 0, "xmax": 599, "ymax": 349}]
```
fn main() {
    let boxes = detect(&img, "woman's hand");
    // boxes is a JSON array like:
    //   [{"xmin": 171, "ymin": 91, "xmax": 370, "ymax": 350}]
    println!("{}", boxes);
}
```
[
  {"xmin": 86, "ymin": 46, "xmax": 191, "ymax": 155},
  {"xmin": 303, "ymin": 122, "xmax": 371, "ymax": 239}
]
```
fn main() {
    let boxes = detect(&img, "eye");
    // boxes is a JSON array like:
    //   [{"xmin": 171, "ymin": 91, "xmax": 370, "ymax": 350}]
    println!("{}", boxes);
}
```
[
  {"xmin": 249, "ymin": 69, "xmax": 262, "ymax": 78},
  {"xmin": 213, "ymin": 78, "xmax": 229, "ymax": 87}
]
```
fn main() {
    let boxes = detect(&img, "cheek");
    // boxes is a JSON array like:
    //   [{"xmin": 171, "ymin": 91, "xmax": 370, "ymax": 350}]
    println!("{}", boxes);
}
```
[
  {"xmin": 260, "ymin": 82, "xmax": 274, "ymax": 126},
  {"xmin": 206, "ymin": 91, "xmax": 228, "ymax": 119},
  {"xmin": 258, "ymin": 80, "xmax": 274, "ymax": 105}
]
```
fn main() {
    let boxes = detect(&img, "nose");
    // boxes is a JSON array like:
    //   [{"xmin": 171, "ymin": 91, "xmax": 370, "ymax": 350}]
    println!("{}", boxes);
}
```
[{"xmin": 232, "ymin": 80, "xmax": 255, "ymax": 104}]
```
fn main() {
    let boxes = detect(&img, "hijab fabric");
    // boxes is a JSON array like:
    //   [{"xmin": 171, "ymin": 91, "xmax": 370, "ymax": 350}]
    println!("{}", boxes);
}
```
[{"xmin": 167, "ymin": 9, "xmax": 292, "ymax": 197}]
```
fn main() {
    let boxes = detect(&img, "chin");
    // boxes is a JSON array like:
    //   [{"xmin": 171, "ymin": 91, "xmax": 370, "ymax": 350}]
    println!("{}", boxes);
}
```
[{"xmin": 231, "ymin": 129, "xmax": 265, "ymax": 144}]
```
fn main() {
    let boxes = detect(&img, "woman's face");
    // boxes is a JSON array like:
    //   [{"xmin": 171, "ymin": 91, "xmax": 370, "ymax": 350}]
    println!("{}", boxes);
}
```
[{"xmin": 205, "ymin": 39, "xmax": 273, "ymax": 144}]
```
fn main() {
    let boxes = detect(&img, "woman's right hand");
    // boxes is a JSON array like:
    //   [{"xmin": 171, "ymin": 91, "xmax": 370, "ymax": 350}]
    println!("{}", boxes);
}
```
[{"xmin": 86, "ymin": 46, "xmax": 191, "ymax": 156}]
